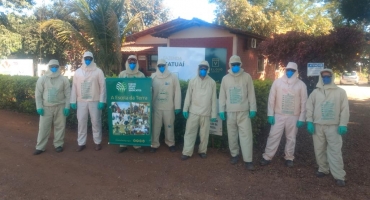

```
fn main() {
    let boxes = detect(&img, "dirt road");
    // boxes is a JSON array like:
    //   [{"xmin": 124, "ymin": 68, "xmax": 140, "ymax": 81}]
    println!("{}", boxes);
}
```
[{"xmin": 0, "ymin": 99, "xmax": 369, "ymax": 199}]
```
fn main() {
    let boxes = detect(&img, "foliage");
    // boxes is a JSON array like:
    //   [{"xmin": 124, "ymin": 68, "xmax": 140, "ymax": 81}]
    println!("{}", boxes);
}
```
[
  {"xmin": 339, "ymin": 0, "xmax": 370, "ymax": 25},
  {"xmin": 0, "ymin": 75, "xmax": 273, "ymax": 148},
  {"xmin": 258, "ymin": 27, "xmax": 366, "ymax": 74},
  {"xmin": 211, "ymin": 0, "xmax": 333, "ymax": 36}
]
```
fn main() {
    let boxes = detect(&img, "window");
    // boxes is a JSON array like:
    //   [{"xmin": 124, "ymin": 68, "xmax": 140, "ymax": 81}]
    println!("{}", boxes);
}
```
[
  {"xmin": 148, "ymin": 55, "xmax": 158, "ymax": 71},
  {"xmin": 257, "ymin": 57, "xmax": 264, "ymax": 72}
]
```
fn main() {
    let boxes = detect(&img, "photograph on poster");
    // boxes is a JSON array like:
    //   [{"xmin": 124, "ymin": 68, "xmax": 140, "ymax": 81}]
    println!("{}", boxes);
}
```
[{"xmin": 111, "ymin": 102, "xmax": 150, "ymax": 135}]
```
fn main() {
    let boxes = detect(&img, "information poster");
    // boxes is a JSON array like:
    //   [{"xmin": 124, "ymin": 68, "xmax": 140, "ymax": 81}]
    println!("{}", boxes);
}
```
[
  {"xmin": 106, "ymin": 78, "xmax": 152, "ymax": 146},
  {"xmin": 307, "ymin": 63, "xmax": 324, "ymax": 76}
]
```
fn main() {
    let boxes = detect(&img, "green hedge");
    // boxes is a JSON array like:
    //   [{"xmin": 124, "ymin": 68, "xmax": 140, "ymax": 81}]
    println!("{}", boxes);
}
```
[{"xmin": 0, "ymin": 75, "xmax": 272, "ymax": 148}]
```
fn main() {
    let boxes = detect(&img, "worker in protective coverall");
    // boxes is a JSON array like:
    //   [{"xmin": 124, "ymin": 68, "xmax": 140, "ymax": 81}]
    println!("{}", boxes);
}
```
[
  {"xmin": 34, "ymin": 59, "xmax": 71, "ymax": 155},
  {"xmin": 150, "ymin": 59, "xmax": 181, "ymax": 153},
  {"xmin": 306, "ymin": 69, "xmax": 349, "ymax": 187},
  {"xmin": 70, "ymin": 51, "xmax": 106, "ymax": 152},
  {"xmin": 219, "ymin": 55, "xmax": 257, "ymax": 170},
  {"xmin": 181, "ymin": 61, "xmax": 217, "ymax": 160},
  {"xmin": 117, "ymin": 55, "xmax": 146, "ymax": 153},
  {"xmin": 260, "ymin": 62, "xmax": 307, "ymax": 167}
]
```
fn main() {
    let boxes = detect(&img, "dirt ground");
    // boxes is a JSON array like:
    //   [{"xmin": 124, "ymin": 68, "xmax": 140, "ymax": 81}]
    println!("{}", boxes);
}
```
[{"xmin": 0, "ymin": 99, "xmax": 369, "ymax": 200}]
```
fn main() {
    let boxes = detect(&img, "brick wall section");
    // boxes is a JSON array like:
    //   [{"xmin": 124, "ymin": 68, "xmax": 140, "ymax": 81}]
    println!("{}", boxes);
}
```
[{"xmin": 236, "ymin": 36, "xmax": 259, "ymax": 79}]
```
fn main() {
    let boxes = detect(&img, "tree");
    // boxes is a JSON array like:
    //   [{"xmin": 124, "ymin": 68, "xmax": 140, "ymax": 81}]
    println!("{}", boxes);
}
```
[
  {"xmin": 211, "ymin": 0, "xmax": 334, "ymax": 36},
  {"xmin": 258, "ymin": 27, "xmax": 366, "ymax": 74}
]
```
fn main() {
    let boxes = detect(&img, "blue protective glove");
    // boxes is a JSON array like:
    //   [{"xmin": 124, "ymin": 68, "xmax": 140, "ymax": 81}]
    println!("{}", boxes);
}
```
[
  {"xmin": 63, "ymin": 108, "xmax": 70, "ymax": 117},
  {"xmin": 249, "ymin": 111, "xmax": 256, "ymax": 119},
  {"xmin": 211, "ymin": 118, "xmax": 216, "ymax": 122},
  {"xmin": 296, "ymin": 121, "xmax": 304, "ymax": 128},
  {"xmin": 219, "ymin": 112, "xmax": 226, "ymax": 120},
  {"xmin": 183, "ymin": 111, "xmax": 189, "ymax": 119},
  {"xmin": 98, "ymin": 102, "xmax": 105, "ymax": 110},
  {"xmin": 307, "ymin": 122, "xmax": 315, "ymax": 135},
  {"xmin": 267, "ymin": 116, "xmax": 275, "ymax": 125},
  {"xmin": 175, "ymin": 109, "xmax": 181, "ymax": 115},
  {"xmin": 71, "ymin": 103, "xmax": 77, "ymax": 110},
  {"xmin": 37, "ymin": 108, "xmax": 44, "ymax": 116},
  {"xmin": 338, "ymin": 126, "xmax": 347, "ymax": 135}
]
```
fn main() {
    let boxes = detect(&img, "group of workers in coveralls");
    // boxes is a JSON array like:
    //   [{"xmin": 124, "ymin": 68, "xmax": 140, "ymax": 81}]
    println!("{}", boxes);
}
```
[{"xmin": 33, "ymin": 51, "xmax": 349, "ymax": 187}]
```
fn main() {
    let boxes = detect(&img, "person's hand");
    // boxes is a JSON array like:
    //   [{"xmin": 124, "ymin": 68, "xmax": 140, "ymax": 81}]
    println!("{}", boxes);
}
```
[
  {"xmin": 268, "ymin": 116, "xmax": 275, "ymax": 125},
  {"xmin": 71, "ymin": 103, "xmax": 77, "ymax": 110},
  {"xmin": 183, "ymin": 111, "xmax": 189, "ymax": 119},
  {"xmin": 37, "ymin": 108, "xmax": 44, "ymax": 116},
  {"xmin": 338, "ymin": 126, "xmax": 347, "ymax": 135},
  {"xmin": 63, "ymin": 108, "xmax": 70, "ymax": 117},
  {"xmin": 211, "ymin": 118, "xmax": 216, "ymax": 122},
  {"xmin": 98, "ymin": 102, "xmax": 105, "ymax": 110},
  {"xmin": 296, "ymin": 121, "xmax": 304, "ymax": 128},
  {"xmin": 219, "ymin": 112, "xmax": 226, "ymax": 120},
  {"xmin": 175, "ymin": 109, "xmax": 181, "ymax": 115},
  {"xmin": 307, "ymin": 122, "xmax": 315, "ymax": 135},
  {"xmin": 249, "ymin": 111, "xmax": 256, "ymax": 119}
]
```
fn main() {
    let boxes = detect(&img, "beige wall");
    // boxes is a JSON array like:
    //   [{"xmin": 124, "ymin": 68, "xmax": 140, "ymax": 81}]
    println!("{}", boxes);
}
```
[
  {"xmin": 169, "ymin": 26, "xmax": 234, "ymax": 39},
  {"xmin": 135, "ymin": 34, "xmax": 167, "ymax": 44}
]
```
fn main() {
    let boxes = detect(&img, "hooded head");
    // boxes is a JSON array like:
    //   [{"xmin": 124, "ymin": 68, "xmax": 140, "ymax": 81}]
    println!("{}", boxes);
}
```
[
  {"xmin": 81, "ymin": 51, "xmax": 97, "ymax": 70},
  {"xmin": 198, "ymin": 60, "xmax": 210, "ymax": 78},
  {"xmin": 317, "ymin": 69, "xmax": 336, "ymax": 89},
  {"xmin": 125, "ymin": 55, "xmax": 140, "ymax": 74},
  {"xmin": 46, "ymin": 59, "xmax": 61, "ymax": 77},
  {"xmin": 285, "ymin": 62, "xmax": 298, "ymax": 78},
  {"xmin": 228, "ymin": 55, "xmax": 243, "ymax": 75},
  {"xmin": 153, "ymin": 59, "xmax": 170, "ymax": 78}
]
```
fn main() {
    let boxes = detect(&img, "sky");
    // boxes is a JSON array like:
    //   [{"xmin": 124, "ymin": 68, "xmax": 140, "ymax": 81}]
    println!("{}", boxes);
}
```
[{"xmin": 34, "ymin": 0, "xmax": 217, "ymax": 23}]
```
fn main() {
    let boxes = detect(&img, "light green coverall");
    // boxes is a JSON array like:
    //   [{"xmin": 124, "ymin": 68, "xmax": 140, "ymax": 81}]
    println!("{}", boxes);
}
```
[{"xmin": 35, "ymin": 59, "xmax": 70, "ymax": 150}]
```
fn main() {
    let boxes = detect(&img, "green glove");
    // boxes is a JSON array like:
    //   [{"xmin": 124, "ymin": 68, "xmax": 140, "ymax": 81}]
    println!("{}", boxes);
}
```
[
  {"xmin": 37, "ymin": 108, "xmax": 44, "ymax": 116},
  {"xmin": 268, "ymin": 116, "xmax": 275, "ymax": 125},
  {"xmin": 183, "ymin": 111, "xmax": 189, "ymax": 119},
  {"xmin": 175, "ymin": 109, "xmax": 181, "ymax": 115},
  {"xmin": 211, "ymin": 118, "xmax": 216, "ymax": 122},
  {"xmin": 98, "ymin": 102, "xmax": 105, "ymax": 110},
  {"xmin": 63, "ymin": 108, "xmax": 70, "ymax": 117},
  {"xmin": 249, "ymin": 111, "xmax": 256, "ymax": 119},
  {"xmin": 338, "ymin": 126, "xmax": 347, "ymax": 135},
  {"xmin": 219, "ymin": 112, "xmax": 226, "ymax": 120},
  {"xmin": 296, "ymin": 121, "xmax": 304, "ymax": 128},
  {"xmin": 71, "ymin": 103, "xmax": 77, "ymax": 110},
  {"xmin": 307, "ymin": 122, "xmax": 315, "ymax": 135}
]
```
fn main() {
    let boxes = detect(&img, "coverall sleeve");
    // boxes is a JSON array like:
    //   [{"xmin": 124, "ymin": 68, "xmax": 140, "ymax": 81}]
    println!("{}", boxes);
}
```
[
  {"xmin": 183, "ymin": 80, "xmax": 192, "ymax": 112},
  {"xmin": 35, "ymin": 77, "xmax": 44, "ymax": 109},
  {"xmin": 247, "ymin": 74, "xmax": 257, "ymax": 112},
  {"xmin": 63, "ymin": 78, "xmax": 71, "ymax": 109},
  {"xmin": 98, "ymin": 70, "xmax": 106, "ymax": 103},
  {"xmin": 306, "ymin": 91, "xmax": 315, "ymax": 122},
  {"xmin": 219, "ymin": 77, "xmax": 226, "ymax": 113},
  {"xmin": 267, "ymin": 81, "xmax": 277, "ymax": 116},
  {"xmin": 299, "ymin": 82, "xmax": 308, "ymax": 121},
  {"xmin": 173, "ymin": 75, "xmax": 181, "ymax": 110},
  {"xmin": 211, "ymin": 81, "xmax": 217, "ymax": 119},
  {"xmin": 339, "ymin": 89, "xmax": 350, "ymax": 126},
  {"xmin": 70, "ymin": 74, "xmax": 77, "ymax": 103}
]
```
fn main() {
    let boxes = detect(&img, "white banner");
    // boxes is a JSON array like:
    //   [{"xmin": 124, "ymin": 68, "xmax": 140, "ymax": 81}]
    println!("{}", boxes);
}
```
[
  {"xmin": 158, "ymin": 47, "xmax": 205, "ymax": 81},
  {"xmin": 307, "ymin": 63, "xmax": 324, "ymax": 76},
  {"xmin": 0, "ymin": 59, "xmax": 34, "ymax": 76}
]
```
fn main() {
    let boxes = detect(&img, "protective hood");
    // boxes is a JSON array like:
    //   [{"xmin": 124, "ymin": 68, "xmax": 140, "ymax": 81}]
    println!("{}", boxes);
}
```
[
  {"xmin": 283, "ymin": 62, "xmax": 299, "ymax": 84},
  {"xmin": 316, "ymin": 69, "xmax": 337, "ymax": 89},
  {"xmin": 81, "ymin": 51, "xmax": 97, "ymax": 71},
  {"xmin": 228, "ymin": 55, "xmax": 244, "ymax": 76},
  {"xmin": 125, "ymin": 55, "xmax": 140, "ymax": 75},
  {"xmin": 198, "ymin": 60, "xmax": 210, "ymax": 74},
  {"xmin": 45, "ymin": 59, "xmax": 61, "ymax": 78},
  {"xmin": 153, "ymin": 59, "xmax": 170, "ymax": 79}
]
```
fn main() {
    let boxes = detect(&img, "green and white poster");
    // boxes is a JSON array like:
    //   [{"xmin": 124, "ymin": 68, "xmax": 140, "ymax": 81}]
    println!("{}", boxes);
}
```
[{"xmin": 106, "ymin": 78, "xmax": 152, "ymax": 146}]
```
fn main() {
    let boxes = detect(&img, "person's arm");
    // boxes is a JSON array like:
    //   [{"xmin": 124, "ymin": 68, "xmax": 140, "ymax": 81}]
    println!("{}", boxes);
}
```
[
  {"xmin": 70, "ymin": 74, "xmax": 77, "ymax": 103},
  {"xmin": 219, "ymin": 77, "xmax": 226, "ymax": 113},
  {"xmin": 35, "ymin": 77, "xmax": 44, "ymax": 109},
  {"xmin": 211, "ymin": 81, "xmax": 217, "ymax": 119},
  {"xmin": 173, "ymin": 75, "xmax": 181, "ymax": 110},
  {"xmin": 246, "ymin": 74, "xmax": 257, "ymax": 112},
  {"xmin": 339, "ymin": 89, "xmax": 350, "ymax": 126},
  {"xmin": 299, "ymin": 82, "xmax": 308, "ymax": 121},
  {"xmin": 267, "ymin": 81, "xmax": 277, "ymax": 117},
  {"xmin": 98, "ymin": 70, "xmax": 106, "ymax": 103},
  {"xmin": 64, "ymin": 78, "xmax": 71, "ymax": 109},
  {"xmin": 306, "ymin": 91, "xmax": 315, "ymax": 123},
  {"xmin": 183, "ymin": 80, "xmax": 192, "ymax": 112}
]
